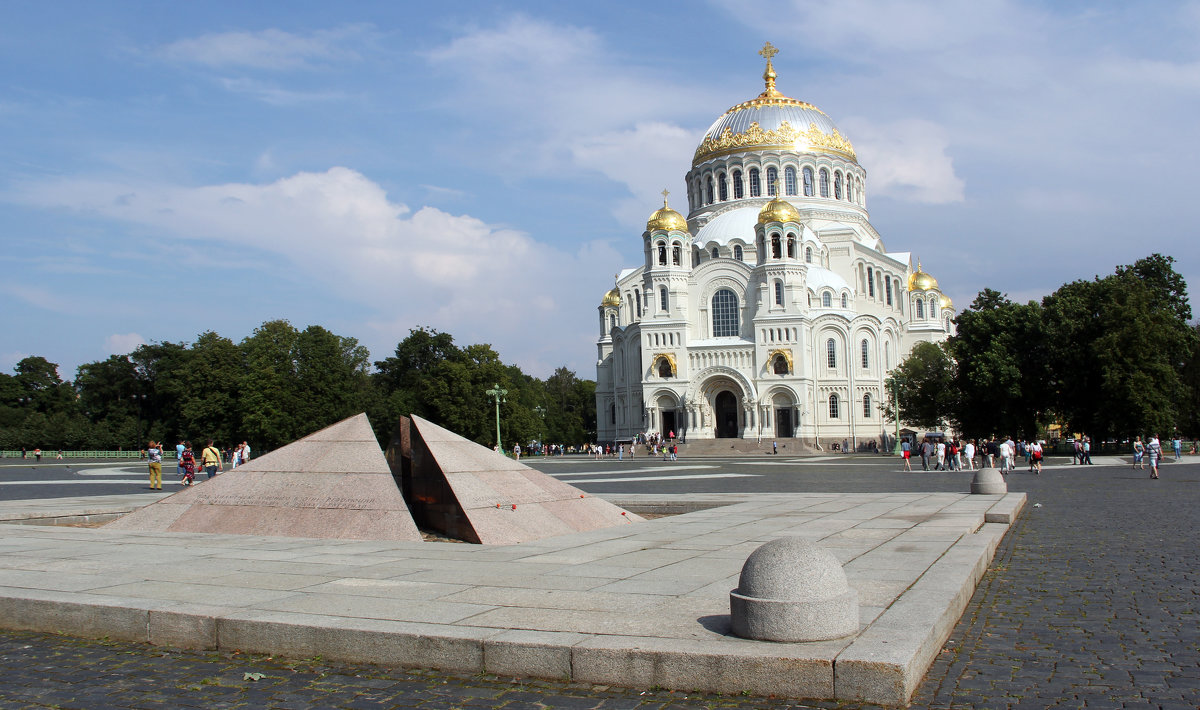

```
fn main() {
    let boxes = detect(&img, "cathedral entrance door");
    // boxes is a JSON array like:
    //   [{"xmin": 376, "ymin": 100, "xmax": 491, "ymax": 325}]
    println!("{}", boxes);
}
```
[
  {"xmin": 775, "ymin": 409, "xmax": 793, "ymax": 438},
  {"xmin": 660, "ymin": 411, "xmax": 676, "ymax": 439},
  {"xmin": 715, "ymin": 391, "xmax": 739, "ymax": 438}
]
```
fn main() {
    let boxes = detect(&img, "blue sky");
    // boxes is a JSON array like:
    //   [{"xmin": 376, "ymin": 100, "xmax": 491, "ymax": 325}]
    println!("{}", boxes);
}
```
[{"xmin": 4, "ymin": 1, "xmax": 1200, "ymax": 381}]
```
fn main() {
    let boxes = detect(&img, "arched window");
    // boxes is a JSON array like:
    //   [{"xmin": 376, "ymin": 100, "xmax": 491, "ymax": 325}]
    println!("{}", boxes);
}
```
[
  {"xmin": 916, "ymin": 298, "xmax": 924, "ymax": 319},
  {"xmin": 657, "ymin": 242, "xmax": 666, "ymax": 266},
  {"xmin": 822, "ymin": 291, "xmax": 832, "ymax": 308},
  {"xmin": 841, "ymin": 294, "xmax": 848, "ymax": 308},
  {"xmin": 659, "ymin": 286, "xmax": 668, "ymax": 313},
  {"xmin": 885, "ymin": 341, "xmax": 890, "ymax": 369},
  {"xmin": 767, "ymin": 167, "xmax": 778, "ymax": 196},
  {"xmin": 929, "ymin": 296, "xmax": 938, "ymax": 315},
  {"xmin": 719, "ymin": 173, "xmax": 728, "ymax": 201},
  {"xmin": 734, "ymin": 245, "xmax": 743, "ymax": 261},
  {"xmin": 774, "ymin": 281, "xmax": 784, "ymax": 306},
  {"xmin": 847, "ymin": 176, "xmax": 855, "ymax": 202},
  {"xmin": 803, "ymin": 166, "xmax": 814, "ymax": 196},
  {"xmin": 610, "ymin": 404, "xmax": 616, "ymax": 424},
  {"xmin": 945, "ymin": 317, "xmax": 951, "ymax": 331},
  {"xmin": 819, "ymin": 169, "xmax": 830, "ymax": 197},
  {"xmin": 610, "ymin": 314, "xmax": 617, "ymax": 330},
  {"xmin": 771, "ymin": 234, "xmax": 781, "ymax": 259},
  {"xmin": 834, "ymin": 171, "xmax": 843, "ymax": 200},
  {"xmin": 787, "ymin": 235, "xmax": 795, "ymax": 259},
  {"xmin": 706, "ymin": 176, "xmax": 714, "ymax": 204},
  {"xmin": 733, "ymin": 170, "xmax": 743, "ymax": 199},
  {"xmin": 749, "ymin": 167, "xmax": 761, "ymax": 197},
  {"xmin": 712, "ymin": 288, "xmax": 739, "ymax": 337},
  {"xmin": 634, "ymin": 289, "xmax": 642, "ymax": 317},
  {"xmin": 711, "ymin": 247, "xmax": 719, "ymax": 259},
  {"xmin": 785, "ymin": 166, "xmax": 798, "ymax": 196},
  {"xmin": 861, "ymin": 339, "xmax": 869, "ymax": 369},
  {"xmin": 672, "ymin": 244, "xmax": 681, "ymax": 265},
  {"xmin": 885, "ymin": 278, "xmax": 893, "ymax": 306},
  {"xmin": 826, "ymin": 338, "xmax": 837, "ymax": 368},
  {"xmin": 805, "ymin": 246, "xmax": 813, "ymax": 263},
  {"xmin": 773, "ymin": 355, "xmax": 788, "ymax": 374},
  {"xmin": 692, "ymin": 246, "xmax": 700, "ymax": 266},
  {"xmin": 863, "ymin": 393, "xmax": 872, "ymax": 418},
  {"xmin": 657, "ymin": 358, "xmax": 672, "ymax": 378},
  {"xmin": 829, "ymin": 393, "xmax": 840, "ymax": 418},
  {"xmin": 867, "ymin": 266, "xmax": 875, "ymax": 297}
]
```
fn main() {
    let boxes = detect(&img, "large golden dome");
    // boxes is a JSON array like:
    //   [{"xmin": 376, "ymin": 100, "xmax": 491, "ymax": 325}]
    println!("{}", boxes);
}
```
[
  {"xmin": 757, "ymin": 195, "xmax": 802, "ymax": 225},
  {"xmin": 693, "ymin": 42, "xmax": 856, "ymax": 166},
  {"xmin": 939, "ymin": 293, "xmax": 953, "ymax": 309},
  {"xmin": 646, "ymin": 194, "xmax": 688, "ymax": 233},
  {"xmin": 908, "ymin": 262, "xmax": 939, "ymax": 292},
  {"xmin": 601, "ymin": 288, "xmax": 621, "ymax": 307}
]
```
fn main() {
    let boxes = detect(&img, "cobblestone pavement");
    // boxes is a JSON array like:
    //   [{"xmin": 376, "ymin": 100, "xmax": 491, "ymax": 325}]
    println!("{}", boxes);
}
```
[{"xmin": 1, "ymin": 464, "xmax": 1197, "ymax": 709}]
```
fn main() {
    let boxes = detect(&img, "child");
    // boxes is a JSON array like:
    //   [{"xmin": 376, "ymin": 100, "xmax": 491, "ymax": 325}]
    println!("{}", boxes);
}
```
[{"xmin": 180, "ymin": 442, "xmax": 196, "ymax": 486}]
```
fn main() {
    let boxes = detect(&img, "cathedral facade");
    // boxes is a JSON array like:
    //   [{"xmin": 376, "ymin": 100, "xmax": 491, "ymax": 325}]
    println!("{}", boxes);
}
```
[{"xmin": 595, "ymin": 45, "xmax": 953, "ymax": 450}]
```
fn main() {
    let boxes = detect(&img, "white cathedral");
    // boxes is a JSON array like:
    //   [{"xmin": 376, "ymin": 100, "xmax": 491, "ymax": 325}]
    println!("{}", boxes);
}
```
[{"xmin": 595, "ymin": 44, "xmax": 953, "ymax": 450}]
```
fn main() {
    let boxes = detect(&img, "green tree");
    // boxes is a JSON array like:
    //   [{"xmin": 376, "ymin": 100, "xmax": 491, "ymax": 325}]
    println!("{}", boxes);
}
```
[
  {"xmin": 179, "ymin": 331, "xmax": 242, "ymax": 445},
  {"xmin": 238, "ymin": 320, "xmax": 301, "ymax": 449},
  {"xmin": 949, "ymin": 289, "xmax": 1049, "ymax": 438},
  {"xmin": 292, "ymin": 325, "xmax": 371, "ymax": 434},
  {"xmin": 886, "ymin": 341, "xmax": 956, "ymax": 431},
  {"xmin": 1043, "ymin": 254, "xmax": 1196, "ymax": 440}
]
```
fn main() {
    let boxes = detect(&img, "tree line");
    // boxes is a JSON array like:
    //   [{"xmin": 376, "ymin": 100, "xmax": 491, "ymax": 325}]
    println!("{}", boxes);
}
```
[
  {"xmin": 889, "ymin": 254, "xmax": 1200, "ymax": 442},
  {"xmin": 0, "ymin": 322, "xmax": 596, "ymax": 453}
]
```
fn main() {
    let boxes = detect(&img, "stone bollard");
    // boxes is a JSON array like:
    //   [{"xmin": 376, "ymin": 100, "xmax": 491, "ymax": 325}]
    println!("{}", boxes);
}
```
[
  {"xmin": 971, "ymin": 467, "xmax": 1007, "ymax": 494},
  {"xmin": 730, "ymin": 536, "xmax": 859, "ymax": 642}
]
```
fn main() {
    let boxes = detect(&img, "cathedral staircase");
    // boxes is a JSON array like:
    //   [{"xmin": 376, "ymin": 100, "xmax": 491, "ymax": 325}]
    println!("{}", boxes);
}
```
[{"xmin": 670, "ymin": 437, "xmax": 819, "ymax": 458}]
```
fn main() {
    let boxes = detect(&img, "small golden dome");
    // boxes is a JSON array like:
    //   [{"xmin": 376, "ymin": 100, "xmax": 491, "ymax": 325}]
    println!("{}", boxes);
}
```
[
  {"xmin": 601, "ymin": 288, "xmax": 621, "ymax": 307},
  {"xmin": 757, "ymin": 195, "xmax": 802, "ymax": 225},
  {"xmin": 646, "ymin": 193, "xmax": 688, "ymax": 233},
  {"xmin": 939, "ymin": 293, "xmax": 953, "ymax": 309},
  {"xmin": 908, "ymin": 262, "xmax": 939, "ymax": 292}
]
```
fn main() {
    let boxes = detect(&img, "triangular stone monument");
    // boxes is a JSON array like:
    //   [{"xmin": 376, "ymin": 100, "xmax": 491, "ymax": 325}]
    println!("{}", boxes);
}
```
[
  {"xmin": 107, "ymin": 413, "xmax": 422, "ymax": 541},
  {"xmin": 387, "ymin": 415, "xmax": 643, "ymax": 545}
]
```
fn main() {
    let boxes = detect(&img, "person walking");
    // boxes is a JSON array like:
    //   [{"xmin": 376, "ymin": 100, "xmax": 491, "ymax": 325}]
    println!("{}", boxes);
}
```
[
  {"xmin": 1133, "ymin": 437, "xmax": 1145, "ymax": 469},
  {"xmin": 179, "ymin": 442, "xmax": 196, "ymax": 486},
  {"xmin": 146, "ymin": 441, "xmax": 163, "ymax": 490},
  {"xmin": 1030, "ymin": 440, "xmax": 1043, "ymax": 474},
  {"xmin": 964, "ymin": 440, "xmax": 976, "ymax": 470},
  {"xmin": 201, "ymin": 439, "xmax": 223, "ymax": 479},
  {"xmin": 1082, "ymin": 437, "xmax": 1093, "ymax": 465},
  {"xmin": 1148, "ymin": 435, "xmax": 1162, "ymax": 479},
  {"xmin": 901, "ymin": 439, "xmax": 912, "ymax": 471},
  {"xmin": 1172, "ymin": 435, "xmax": 1182, "ymax": 461}
]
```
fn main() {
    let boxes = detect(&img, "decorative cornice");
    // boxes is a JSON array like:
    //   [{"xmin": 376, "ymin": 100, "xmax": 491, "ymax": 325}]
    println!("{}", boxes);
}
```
[{"xmin": 694, "ymin": 120, "xmax": 857, "ymax": 166}]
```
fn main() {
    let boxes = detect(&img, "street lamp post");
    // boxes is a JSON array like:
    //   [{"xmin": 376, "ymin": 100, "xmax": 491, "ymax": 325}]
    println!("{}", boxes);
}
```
[
  {"xmin": 485, "ymin": 384, "xmax": 507, "ymax": 453},
  {"xmin": 891, "ymin": 378, "xmax": 903, "ymax": 455},
  {"xmin": 131, "ymin": 394, "xmax": 147, "ymax": 448},
  {"xmin": 534, "ymin": 405, "xmax": 546, "ymax": 452}
]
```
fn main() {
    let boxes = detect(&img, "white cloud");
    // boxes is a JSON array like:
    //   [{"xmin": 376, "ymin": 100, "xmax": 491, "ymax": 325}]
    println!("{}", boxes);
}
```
[
  {"xmin": 217, "ymin": 77, "xmax": 349, "ymax": 105},
  {"xmin": 11, "ymin": 168, "xmax": 608, "ymax": 375},
  {"xmin": 841, "ymin": 118, "xmax": 964, "ymax": 204},
  {"xmin": 160, "ymin": 26, "xmax": 369, "ymax": 70},
  {"xmin": 426, "ymin": 17, "xmax": 715, "ymax": 225},
  {"xmin": 104, "ymin": 333, "xmax": 146, "ymax": 356}
]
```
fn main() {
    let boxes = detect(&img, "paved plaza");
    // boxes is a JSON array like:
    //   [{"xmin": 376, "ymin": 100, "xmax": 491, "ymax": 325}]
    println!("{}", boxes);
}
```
[{"xmin": 0, "ymin": 457, "xmax": 1196, "ymax": 708}]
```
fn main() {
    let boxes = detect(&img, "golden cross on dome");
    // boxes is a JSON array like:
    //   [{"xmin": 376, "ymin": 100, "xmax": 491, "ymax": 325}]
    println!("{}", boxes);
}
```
[
  {"xmin": 758, "ymin": 42, "xmax": 780, "ymax": 96},
  {"xmin": 759, "ymin": 42, "xmax": 778, "ymax": 61},
  {"xmin": 661, "ymin": 188, "xmax": 670, "ymax": 206},
  {"xmin": 772, "ymin": 178, "xmax": 781, "ymax": 196}
]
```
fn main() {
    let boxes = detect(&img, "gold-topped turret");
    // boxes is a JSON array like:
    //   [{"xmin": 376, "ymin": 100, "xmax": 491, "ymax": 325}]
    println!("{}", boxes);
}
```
[
  {"xmin": 646, "ymin": 189, "xmax": 688, "ymax": 232},
  {"xmin": 908, "ymin": 261, "xmax": 940, "ymax": 292},
  {"xmin": 757, "ymin": 181, "xmax": 802, "ymax": 224},
  {"xmin": 601, "ymin": 288, "xmax": 621, "ymax": 307}
]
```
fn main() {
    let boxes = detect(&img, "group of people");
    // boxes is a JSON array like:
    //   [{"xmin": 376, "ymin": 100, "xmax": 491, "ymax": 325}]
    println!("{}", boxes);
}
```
[
  {"xmin": 144, "ymin": 438, "xmax": 251, "ymax": 489},
  {"xmin": 901, "ymin": 436, "xmax": 1045, "ymax": 475},
  {"xmin": 1132, "ymin": 435, "xmax": 1171, "ymax": 479}
]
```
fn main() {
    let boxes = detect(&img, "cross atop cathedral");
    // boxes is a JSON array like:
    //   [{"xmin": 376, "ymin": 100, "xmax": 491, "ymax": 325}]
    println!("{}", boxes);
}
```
[
  {"xmin": 661, "ymin": 188, "xmax": 670, "ymax": 206},
  {"xmin": 759, "ymin": 41, "xmax": 778, "ymax": 62},
  {"xmin": 759, "ymin": 42, "xmax": 780, "ymax": 96}
]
